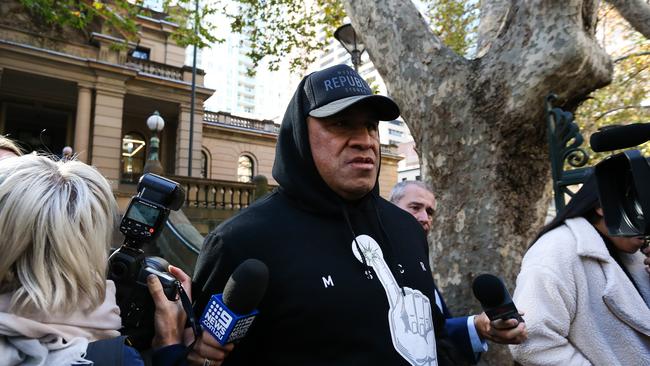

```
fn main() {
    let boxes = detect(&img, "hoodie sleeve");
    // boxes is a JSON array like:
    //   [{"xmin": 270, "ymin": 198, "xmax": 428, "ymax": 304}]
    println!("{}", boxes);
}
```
[
  {"xmin": 192, "ymin": 229, "xmax": 240, "ymax": 315},
  {"xmin": 509, "ymin": 260, "xmax": 592, "ymax": 366}
]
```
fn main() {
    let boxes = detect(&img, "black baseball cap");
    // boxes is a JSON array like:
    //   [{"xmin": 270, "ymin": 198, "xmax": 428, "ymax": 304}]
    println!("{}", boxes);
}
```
[{"xmin": 303, "ymin": 64, "xmax": 400, "ymax": 120}]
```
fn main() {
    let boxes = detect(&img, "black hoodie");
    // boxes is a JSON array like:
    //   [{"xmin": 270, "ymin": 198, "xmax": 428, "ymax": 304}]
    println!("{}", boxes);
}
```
[{"xmin": 193, "ymin": 74, "xmax": 451, "ymax": 366}]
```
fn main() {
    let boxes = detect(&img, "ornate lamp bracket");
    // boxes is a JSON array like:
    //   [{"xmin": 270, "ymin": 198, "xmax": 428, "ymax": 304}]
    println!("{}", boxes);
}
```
[{"xmin": 546, "ymin": 94, "xmax": 591, "ymax": 213}]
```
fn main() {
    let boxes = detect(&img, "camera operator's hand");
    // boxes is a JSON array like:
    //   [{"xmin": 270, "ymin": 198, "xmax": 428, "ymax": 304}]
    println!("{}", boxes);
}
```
[
  {"xmin": 185, "ymin": 329, "xmax": 234, "ymax": 366},
  {"xmin": 474, "ymin": 311, "xmax": 528, "ymax": 344},
  {"xmin": 147, "ymin": 265, "xmax": 191, "ymax": 348}
]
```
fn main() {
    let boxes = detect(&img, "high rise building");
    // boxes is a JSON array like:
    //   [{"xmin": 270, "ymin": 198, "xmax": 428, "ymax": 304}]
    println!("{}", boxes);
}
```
[{"xmin": 198, "ymin": 12, "xmax": 298, "ymax": 121}]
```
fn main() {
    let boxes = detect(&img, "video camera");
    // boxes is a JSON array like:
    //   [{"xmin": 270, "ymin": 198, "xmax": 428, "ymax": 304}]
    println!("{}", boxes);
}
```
[
  {"xmin": 108, "ymin": 173, "xmax": 185, "ymax": 350},
  {"xmin": 591, "ymin": 123, "xmax": 650, "ymax": 237}
]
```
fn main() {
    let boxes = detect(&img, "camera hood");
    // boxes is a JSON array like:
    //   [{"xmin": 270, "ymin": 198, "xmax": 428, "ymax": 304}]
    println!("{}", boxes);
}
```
[{"xmin": 595, "ymin": 149, "xmax": 650, "ymax": 237}]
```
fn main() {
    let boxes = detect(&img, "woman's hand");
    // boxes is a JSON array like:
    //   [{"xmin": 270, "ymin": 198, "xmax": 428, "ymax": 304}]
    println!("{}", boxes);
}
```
[{"xmin": 147, "ymin": 265, "xmax": 191, "ymax": 348}]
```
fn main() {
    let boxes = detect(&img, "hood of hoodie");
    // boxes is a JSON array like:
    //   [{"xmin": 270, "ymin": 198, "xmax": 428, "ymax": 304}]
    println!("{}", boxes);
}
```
[{"xmin": 271, "ymin": 75, "xmax": 382, "ymax": 215}]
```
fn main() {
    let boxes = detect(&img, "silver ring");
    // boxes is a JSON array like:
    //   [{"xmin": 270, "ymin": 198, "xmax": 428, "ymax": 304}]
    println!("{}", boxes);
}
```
[{"xmin": 203, "ymin": 358, "xmax": 212, "ymax": 366}]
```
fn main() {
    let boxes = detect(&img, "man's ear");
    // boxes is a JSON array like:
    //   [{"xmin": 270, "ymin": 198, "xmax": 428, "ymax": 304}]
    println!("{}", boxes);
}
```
[{"xmin": 595, "ymin": 207, "xmax": 604, "ymax": 217}]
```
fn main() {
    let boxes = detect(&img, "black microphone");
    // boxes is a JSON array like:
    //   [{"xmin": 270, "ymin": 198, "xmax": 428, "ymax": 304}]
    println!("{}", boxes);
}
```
[
  {"xmin": 590, "ymin": 123, "xmax": 650, "ymax": 152},
  {"xmin": 472, "ymin": 274, "xmax": 523, "ymax": 323},
  {"xmin": 200, "ymin": 259, "xmax": 269, "ymax": 345}
]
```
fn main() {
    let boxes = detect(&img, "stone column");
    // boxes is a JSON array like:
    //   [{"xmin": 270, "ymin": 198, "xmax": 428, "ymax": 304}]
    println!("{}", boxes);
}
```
[
  {"xmin": 74, "ymin": 85, "xmax": 92, "ymax": 162},
  {"xmin": 91, "ymin": 85, "xmax": 125, "ymax": 189},
  {"xmin": 176, "ymin": 104, "xmax": 203, "ymax": 177}
]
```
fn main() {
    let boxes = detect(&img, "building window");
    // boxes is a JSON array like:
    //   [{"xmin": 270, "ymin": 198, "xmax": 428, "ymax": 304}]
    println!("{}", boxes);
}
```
[
  {"xmin": 121, "ymin": 132, "xmax": 146, "ymax": 183},
  {"xmin": 237, "ymin": 154, "xmax": 254, "ymax": 183},
  {"xmin": 388, "ymin": 128, "xmax": 403, "ymax": 137},
  {"xmin": 130, "ymin": 47, "xmax": 150, "ymax": 60},
  {"xmin": 200, "ymin": 149, "xmax": 210, "ymax": 179}
]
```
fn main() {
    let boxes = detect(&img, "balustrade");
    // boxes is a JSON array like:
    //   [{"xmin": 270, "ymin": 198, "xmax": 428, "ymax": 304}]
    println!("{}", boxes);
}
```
[
  {"xmin": 169, "ymin": 175, "xmax": 256, "ymax": 210},
  {"xmin": 127, "ymin": 56, "xmax": 183, "ymax": 81}
]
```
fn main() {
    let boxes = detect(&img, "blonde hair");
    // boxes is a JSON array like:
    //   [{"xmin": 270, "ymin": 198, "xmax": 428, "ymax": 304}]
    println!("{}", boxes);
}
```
[
  {"xmin": 0, "ymin": 154, "xmax": 118, "ymax": 315},
  {"xmin": 0, "ymin": 135, "xmax": 22, "ymax": 156}
]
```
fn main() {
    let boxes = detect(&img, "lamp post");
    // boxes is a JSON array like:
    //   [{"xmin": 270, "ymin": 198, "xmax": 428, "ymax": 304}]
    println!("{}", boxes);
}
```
[
  {"xmin": 144, "ymin": 110, "xmax": 165, "ymax": 175},
  {"xmin": 334, "ymin": 23, "xmax": 365, "ymax": 72}
]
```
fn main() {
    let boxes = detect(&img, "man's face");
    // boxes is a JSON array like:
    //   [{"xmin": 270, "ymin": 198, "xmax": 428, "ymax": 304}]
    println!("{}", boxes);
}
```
[
  {"xmin": 395, "ymin": 184, "xmax": 436, "ymax": 232},
  {"xmin": 307, "ymin": 105, "xmax": 380, "ymax": 201}
]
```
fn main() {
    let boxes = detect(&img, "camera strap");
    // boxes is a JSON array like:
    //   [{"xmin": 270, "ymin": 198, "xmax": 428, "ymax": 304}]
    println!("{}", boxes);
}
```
[
  {"xmin": 177, "ymin": 282, "xmax": 201, "ymax": 340},
  {"xmin": 171, "ymin": 282, "xmax": 203, "ymax": 366}
]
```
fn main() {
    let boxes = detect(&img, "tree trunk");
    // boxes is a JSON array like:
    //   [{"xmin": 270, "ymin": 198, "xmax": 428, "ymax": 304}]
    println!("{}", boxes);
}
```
[{"xmin": 343, "ymin": 0, "xmax": 615, "ymax": 364}]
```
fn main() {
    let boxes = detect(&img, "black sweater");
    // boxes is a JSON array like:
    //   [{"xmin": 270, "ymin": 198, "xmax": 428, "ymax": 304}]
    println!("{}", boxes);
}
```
[{"xmin": 193, "ymin": 70, "xmax": 451, "ymax": 366}]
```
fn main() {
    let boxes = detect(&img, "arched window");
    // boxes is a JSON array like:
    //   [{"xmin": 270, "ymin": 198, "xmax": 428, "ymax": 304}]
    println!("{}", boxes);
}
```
[
  {"xmin": 200, "ymin": 149, "xmax": 210, "ymax": 179},
  {"xmin": 121, "ymin": 132, "xmax": 146, "ymax": 183},
  {"xmin": 237, "ymin": 154, "xmax": 254, "ymax": 183}
]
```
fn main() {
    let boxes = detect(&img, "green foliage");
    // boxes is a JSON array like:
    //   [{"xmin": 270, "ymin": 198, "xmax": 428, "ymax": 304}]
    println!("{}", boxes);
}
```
[
  {"xmin": 163, "ymin": 0, "xmax": 222, "ymax": 48},
  {"xmin": 16, "ymin": 0, "xmax": 481, "ymax": 76},
  {"xmin": 425, "ymin": 0, "xmax": 478, "ymax": 56},
  {"xmin": 227, "ymin": 0, "xmax": 345, "ymax": 74},
  {"xmin": 575, "ymin": 4, "xmax": 650, "ymax": 164},
  {"xmin": 17, "ymin": 0, "xmax": 221, "ymax": 48},
  {"xmin": 18, "ymin": 0, "xmax": 142, "ymax": 41}
]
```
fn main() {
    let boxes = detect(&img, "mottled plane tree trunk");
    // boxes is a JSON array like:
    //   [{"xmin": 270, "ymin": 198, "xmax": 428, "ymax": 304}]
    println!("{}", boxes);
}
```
[{"xmin": 341, "ymin": 0, "xmax": 649, "ymax": 363}]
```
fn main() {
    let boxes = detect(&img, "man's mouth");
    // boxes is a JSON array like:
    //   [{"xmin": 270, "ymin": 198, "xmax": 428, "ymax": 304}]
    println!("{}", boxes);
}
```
[{"xmin": 348, "ymin": 157, "xmax": 375, "ymax": 170}]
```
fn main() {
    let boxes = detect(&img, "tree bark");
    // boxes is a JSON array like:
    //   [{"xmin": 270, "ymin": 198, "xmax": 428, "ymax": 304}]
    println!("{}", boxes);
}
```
[
  {"xmin": 475, "ymin": 0, "xmax": 510, "ymax": 58},
  {"xmin": 606, "ymin": 0, "xmax": 650, "ymax": 39},
  {"xmin": 343, "ymin": 0, "xmax": 615, "ymax": 364}
]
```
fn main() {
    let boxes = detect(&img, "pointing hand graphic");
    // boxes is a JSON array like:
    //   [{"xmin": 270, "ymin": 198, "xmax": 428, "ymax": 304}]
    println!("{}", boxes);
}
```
[{"xmin": 352, "ymin": 235, "xmax": 437, "ymax": 366}]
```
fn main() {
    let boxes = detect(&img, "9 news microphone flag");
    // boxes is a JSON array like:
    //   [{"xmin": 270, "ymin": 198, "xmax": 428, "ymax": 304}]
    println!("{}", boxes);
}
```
[{"xmin": 200, "ymin": 258, "xmax": 269, "ymax": 345}]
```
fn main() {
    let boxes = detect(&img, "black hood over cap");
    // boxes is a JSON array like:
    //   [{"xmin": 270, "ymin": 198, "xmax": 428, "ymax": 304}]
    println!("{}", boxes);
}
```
[{"xmin": 271, "ymin": 64, "xmax": 400, "ymax": 214}]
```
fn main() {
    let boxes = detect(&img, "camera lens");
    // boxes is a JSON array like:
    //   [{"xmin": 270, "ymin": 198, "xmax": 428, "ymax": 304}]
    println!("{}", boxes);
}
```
[{"xmin": 621, "ymin": 172, "xmax": 645, "ymax": 235}]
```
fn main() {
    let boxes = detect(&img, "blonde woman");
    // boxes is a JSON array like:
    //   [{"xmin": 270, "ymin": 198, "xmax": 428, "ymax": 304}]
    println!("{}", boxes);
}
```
[{"xmin": 0, "ymin": 154, "xmax": 191, "ymax": 365}]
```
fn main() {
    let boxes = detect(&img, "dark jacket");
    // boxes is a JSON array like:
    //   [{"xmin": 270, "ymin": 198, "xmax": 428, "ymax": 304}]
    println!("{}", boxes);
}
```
[
  {"xmin": 83, "ymin": 337, "xmax": 187, "ymax": 366},
  {"xmin": 193, "ymin": 73, "xmax": 456, "ymax": 366}
]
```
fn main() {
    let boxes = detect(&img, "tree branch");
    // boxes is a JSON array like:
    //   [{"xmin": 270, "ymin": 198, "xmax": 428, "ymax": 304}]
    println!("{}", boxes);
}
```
[
  {"xmin": 475, "ymin": 0, "xmax": 511, "ymax": 58},
  {"xmin": 595, "ymin": 105, "xmax": 650, "ymax": 120},
  {"xmin": 605, "ymin": 0, "xmax": 650, "ymax": 39},
  {"xmin": 341, "ymin": 0, "xmax": 464, "ymax": 89},
  {"xmin": 614, "ymin": 51, "xmax": 650, "ymax": 63}
]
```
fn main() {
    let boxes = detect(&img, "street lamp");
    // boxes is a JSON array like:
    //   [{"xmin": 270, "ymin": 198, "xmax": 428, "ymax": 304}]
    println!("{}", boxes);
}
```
[
  {"xmin": 334, "ymin": 23, "xmax": 365, "ymax": 72},
  {"xmin": 144, "ymin": 110, "xmax": 165, "ymax": 175}
]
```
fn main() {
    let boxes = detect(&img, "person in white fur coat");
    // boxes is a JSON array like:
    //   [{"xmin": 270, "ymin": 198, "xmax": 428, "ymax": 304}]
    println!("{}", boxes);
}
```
[{"xmin": 510, "ymin": 174, "xmax": 650, "ymax": 365}]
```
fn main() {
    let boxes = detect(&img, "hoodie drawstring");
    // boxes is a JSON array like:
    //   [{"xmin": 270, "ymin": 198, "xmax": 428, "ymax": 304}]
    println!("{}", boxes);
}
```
[
  {"xmin": 340, "ymin": 205, "xmax": 374, "ymax": 280},
  {"xmin": 372, "ymin": 199, "xmax": 407, "ymax": 296}
]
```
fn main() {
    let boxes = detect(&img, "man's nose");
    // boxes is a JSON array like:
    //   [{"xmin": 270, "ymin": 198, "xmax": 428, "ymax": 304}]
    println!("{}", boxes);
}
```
[
  {"xmin": 349, "ymin": 126, "xmax": 376, "ymax": 149},
  {"xmin": 415, "ymin": 211, "xmax": 429, "ymax": 223}
]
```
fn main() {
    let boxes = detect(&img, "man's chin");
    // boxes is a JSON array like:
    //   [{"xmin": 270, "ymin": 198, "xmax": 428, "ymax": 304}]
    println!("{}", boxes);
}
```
[{"xmin": 337, "ymin": 184, "xmax": 375, "ymax": 201}]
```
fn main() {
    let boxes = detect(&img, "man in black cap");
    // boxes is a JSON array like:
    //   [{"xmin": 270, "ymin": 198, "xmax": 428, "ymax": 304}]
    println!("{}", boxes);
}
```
[{"xmin": 193, "ymin": 64, "xmax": 454, "ymax": 365}]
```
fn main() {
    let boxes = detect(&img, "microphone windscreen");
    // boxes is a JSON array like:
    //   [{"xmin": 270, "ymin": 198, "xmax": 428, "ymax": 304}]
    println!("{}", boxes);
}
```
[
  {"xmin": 472, "ymin": 274, "xmax": 507, "ymax": 308},
  {"xmin": 590, "ymin": 123, "xmax": 650, "ymax": 152},
  {"xmin": 222, "ymin": 258, "xmax": 269, "ymax": 315}
]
